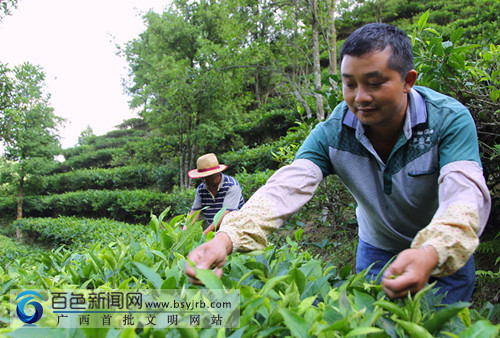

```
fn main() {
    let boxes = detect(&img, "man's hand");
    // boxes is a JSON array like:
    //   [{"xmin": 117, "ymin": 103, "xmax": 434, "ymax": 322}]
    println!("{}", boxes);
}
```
[
  {"xmin": 382, "ymin": 246, "xmax": 439, "ymax": 299},
  {"xmin": 185, "ymin": 232, "xmax": 233, "ymax": 285}
]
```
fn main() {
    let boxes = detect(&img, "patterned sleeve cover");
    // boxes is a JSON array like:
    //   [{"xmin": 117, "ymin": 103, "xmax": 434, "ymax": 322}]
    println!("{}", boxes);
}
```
[
  {"xmin": 218, "ymin": 159, "xmax": 322, "ymax": 252},
  {"xmin": 411, "ymin": 91, "xmax": 491, "ymax": 277},
  {"xmin": 412, "ymin": 161, "xmax": 491, "ymax": 277}
]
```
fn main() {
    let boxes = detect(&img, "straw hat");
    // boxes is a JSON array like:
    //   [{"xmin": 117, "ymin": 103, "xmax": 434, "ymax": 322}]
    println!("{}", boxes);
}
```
[{"xmin": 187, "ymin": 153, "xmax": 228, "ymax": 179}]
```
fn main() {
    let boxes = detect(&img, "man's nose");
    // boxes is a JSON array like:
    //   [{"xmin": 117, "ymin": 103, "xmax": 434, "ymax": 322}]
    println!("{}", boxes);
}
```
[{"xmin": 355, "ymin": 86, "xmax": 372, "ymax": 103}]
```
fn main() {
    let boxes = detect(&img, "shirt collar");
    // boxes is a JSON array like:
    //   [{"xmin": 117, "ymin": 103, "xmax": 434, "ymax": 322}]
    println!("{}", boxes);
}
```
[
  {"xmin": 343, "ymin": 88, "xmax": 428, "ymax": 138},
  {"xmin": 202, "ymin": 173, "xmax": 225, "ymax": 192}
]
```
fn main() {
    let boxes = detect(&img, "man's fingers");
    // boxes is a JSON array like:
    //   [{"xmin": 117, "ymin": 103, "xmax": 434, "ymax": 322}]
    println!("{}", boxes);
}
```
[
  {"xmin": 384, "ymin": 251, "xmax": 413, "ymax": 278},
  {"xmin": 383, "ymin": 285, "xmax": 407, "ymax": 299},
  {"xmin": 185, "ymin": 263, "xmax": 197, "ymax": 278},
  {"xmin": 382, "ymin": 250, "xmax": 419, "ymax": 299},
  {"xmin": 381, "ymin": 247, "xmax": 438, "ymax": 299},
  {"xmin": 382, "ymin": 272, "xmax": 419, "ymax": 299},
  {"xmin": 213, "ymin": 268, "xmax": 223, "ymax": 279},
  {"xmin": 185, "ymin": 246, "xmax": 209, "ymax": 281},
  {"xmin": 185, "ymin": 237, "xmax": 229, "ymax": 286},
  {"xmin": 383, "ymin": 265, "xmax": 402, "ymax": 280}
]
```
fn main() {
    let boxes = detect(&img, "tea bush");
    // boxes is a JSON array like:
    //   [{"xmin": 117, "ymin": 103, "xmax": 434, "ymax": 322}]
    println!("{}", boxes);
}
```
[
  {"xmin": 1, "ymin": 212, "xmax": 498, "ymax": 337},
  {"xmin": 0, "ymin": 189, "xmax": 196, "ymax": 224},
  {"xmin": 39, "ymin": 165, "xmax": 160, "ymax": 194},
  {"xmin": 221, "ymin": 123, "xmax": 316, "ymax": 176},
  {"xmin": 234, "ymin": 169, "xmax": 275, "ymax": 200},
  {"xmin": 13, "ymin": 217, "xmax": 147, "ymax": 248},
  {"xmin": 220, "ymin": 142, "xmax": 282, "ymax": 175},
  {"xmin": 412, "ymin": 12, "xmax": 500, "ymax": 202},
  {"xmin": 0, "ymin": 235, "xmax": 39, "ymax": 267},
  {"xmin": 231, "ymin": 108, "xmax": 299, "ymax": 146},
  {"xmin": 62, "ymin": 148, "xmax": 120, "ymax": 171}
]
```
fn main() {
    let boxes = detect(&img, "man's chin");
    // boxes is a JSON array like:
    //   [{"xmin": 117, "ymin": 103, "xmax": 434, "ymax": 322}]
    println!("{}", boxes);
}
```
[
  {"xmin": 354, "ymin": 110, "xmax": 380, "ymax": 123},
  {"xmin": 358, "ymin": 116, "xmax": 382, "ymax": 126}
]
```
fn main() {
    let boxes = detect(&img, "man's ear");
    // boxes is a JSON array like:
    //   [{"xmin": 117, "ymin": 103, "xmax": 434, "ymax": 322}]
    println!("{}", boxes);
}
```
[{"xmin": 403, "ymin": 70, "xmax": 418, "ymax": 93}]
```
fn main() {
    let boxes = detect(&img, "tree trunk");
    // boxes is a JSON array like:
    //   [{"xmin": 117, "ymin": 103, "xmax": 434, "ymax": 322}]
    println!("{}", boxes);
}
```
[
  {"xmin": 285, "ymin": 74, "xmax": 313, "ymax": 118},
  {"xmin": 178, "ymin": 111, "xmax": 186, "ymax": 188},
  {"xmin": 328, "ymin": 0, "xmax": 338, "ymax": 76},
  {"xmin": 16, "ymin": 176, "xmax": 23, "ymax": 240},
  {"xmin": 255, "ymin": 72, "xmax": 261, "ymax": 106},
  {"xmin": 377, "ymin": 0, "xmax": 384, "ymax": 23},
  {"xmin": 311, "ymin": 0, "xmax": 324, "ymax": 121}
]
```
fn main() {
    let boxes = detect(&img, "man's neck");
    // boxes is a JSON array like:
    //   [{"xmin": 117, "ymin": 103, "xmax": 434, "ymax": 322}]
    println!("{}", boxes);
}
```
[
  {"xmin": 206, "ymin": 174, "xmax": 222, "ymax": 195},
  {"xmin": 365, "ymin": 110, "xmax": 407, "ymax": 163}
]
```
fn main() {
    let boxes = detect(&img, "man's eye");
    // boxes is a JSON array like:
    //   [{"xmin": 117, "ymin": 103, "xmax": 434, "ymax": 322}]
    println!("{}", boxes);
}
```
[
  {"xmin": 344, "ymin": 83, "xmax": 356, "ymax": 88},
  {"xmin": 369, "ymin": 82, "xmax": 382, "ymax": 87}
]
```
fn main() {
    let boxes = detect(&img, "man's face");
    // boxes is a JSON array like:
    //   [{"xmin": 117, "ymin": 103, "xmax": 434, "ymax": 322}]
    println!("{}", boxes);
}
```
[
  {"xmin": 202, "ymin": 173, "xmax": 220, "ymax": 188},
  {"xmin": 341, "ymin": 47, "xmax": 413, "ymax": 129}
]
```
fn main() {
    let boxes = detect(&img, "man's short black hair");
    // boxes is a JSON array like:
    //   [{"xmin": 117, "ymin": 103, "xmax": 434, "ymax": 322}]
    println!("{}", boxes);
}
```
[{"xmin": 340, "ymin": 23, "xmax": 414, "ymax": 78}]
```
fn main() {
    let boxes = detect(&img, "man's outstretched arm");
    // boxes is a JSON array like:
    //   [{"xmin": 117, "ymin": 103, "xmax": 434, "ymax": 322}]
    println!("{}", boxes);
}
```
[
  {"xmin": 185, "ymin": 159, "xmax": 323, "ymax": 281},
  {"xmin": 383, "ymin": 161, "xmax": 490, "ymax": 299}
]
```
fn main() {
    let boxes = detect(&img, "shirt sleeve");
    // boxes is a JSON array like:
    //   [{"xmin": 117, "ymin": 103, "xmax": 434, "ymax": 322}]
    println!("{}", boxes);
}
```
[
  {"xmin": 191, "ymin": 187, "xmax": 202, "ymax": 211},
  {"xmin": 222, "ymin": 185, "xmax": 243, "ymax": 211},
  {"xmin": 411, "ymin": 161, "xmax": 491, "ymax": 277},
  {"xmin": 218, "ymin": 159, "xmax": 323, "ymax": 252}
]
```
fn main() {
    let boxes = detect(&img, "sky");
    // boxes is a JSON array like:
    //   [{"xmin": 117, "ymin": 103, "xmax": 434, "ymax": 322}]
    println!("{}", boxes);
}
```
[{"xmin": 0, "ymin": 0, "xmax": 169, "ymax": 149}]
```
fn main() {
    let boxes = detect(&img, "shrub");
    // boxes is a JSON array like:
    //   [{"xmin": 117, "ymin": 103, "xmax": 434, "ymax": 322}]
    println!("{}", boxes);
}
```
[
  {"xmin": 13, "ymin": 217, "xmax": 147, "ymax": 248},
  {"xmin": 0, "ymin": 197, "xmax": 16, "ymax": 219},
  {"xmin": 2, "ymin": 189, "xmax": 195, "ymax": 224},
  {"xmin": 0, "ymin": 234, "xmax": 39, "ymax": 267},
  {"xmin": 220, "ymin": 140, "xmax": 285, "ymax": 175},
  {"xmin": 232, "ymin": 108, "xmax": 299, "ymax": 145},
  {"xmin": 412, "ymin": 12, "xmax": 500, "ymax": 198},
  {"xmin": 39, "ymin": 165, "xmax": 163, "ymax": 194},
  {"xmin": 234, "ymin": 169, "xmax": 275, "ymax": 200},
  {"xmin": 63, "ymin": 148, "xmax": 120, "ymax": 170}
]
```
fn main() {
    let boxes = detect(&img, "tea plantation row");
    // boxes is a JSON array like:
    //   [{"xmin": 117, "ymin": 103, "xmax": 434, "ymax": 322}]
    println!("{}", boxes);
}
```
[
  {"xmin": 0, "ymin": 211, "xmax": 498, "ymax": 337},
  {"xmin": 0, "ymin": 170, "xmax": 275, "ymax": 224}
]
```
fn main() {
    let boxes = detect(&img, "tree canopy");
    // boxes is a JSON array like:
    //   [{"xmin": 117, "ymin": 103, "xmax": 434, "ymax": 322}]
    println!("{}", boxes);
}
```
[{"xmin": 0, "ymin": 63, "xmax": 63, "ymax": 222}]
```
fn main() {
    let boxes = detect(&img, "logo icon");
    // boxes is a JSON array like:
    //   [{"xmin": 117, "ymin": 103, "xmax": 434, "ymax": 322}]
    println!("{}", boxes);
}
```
[
  {"xmin": 16, "ymin": 290, "xmax": 45, "ymax": 324},
  {"xmin": 410, "ymin": 128, "xmax": 434, "ymax": 150}
]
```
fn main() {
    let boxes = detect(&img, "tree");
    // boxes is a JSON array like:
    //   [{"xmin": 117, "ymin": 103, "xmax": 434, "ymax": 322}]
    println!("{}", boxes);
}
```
[
  {"xmin": 124, "ymin": 2, "xmax": 252, "ymax": 188},
  {"xmin": 78, "ymin": 125, "xmax": 95, "ymax": 145},
  {"xmin": 0, "ymin": 63, "xmax": 63, "ymax": 237},
  {"xmin": 325, "ymin": 0, "xmax": 338, "ymax": 76},
  {"xmin": 310, "ymin": 0, "xmax": 325, "ymax": 120},
  {"xmin": 233, "ymin": 0, "xmax": 324, "ymax": 120},
  {"xmin": 0, "ymin": 63, "xmax": 13, "ymax": 121},
  {"xmin": 0, "ymin": 0, "xmax": 18, "ymax": 22}
]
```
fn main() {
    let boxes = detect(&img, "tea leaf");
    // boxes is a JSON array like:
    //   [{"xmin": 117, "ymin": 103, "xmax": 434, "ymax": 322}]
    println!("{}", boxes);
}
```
[
  {"xmin": 394, "ymin": 318, "xmax": 433, "ymax": 338},
  {"xmin": 424, "ymin": 302, "xmax": 470, "ymax": 334},
  {"xmin": 278, "ymin": 306, "xmax": 309, "ymax": 338},
  {"xmin": 192, "ymin": 267, "xmax": 224, "ymax": 289},
  {"xmin": 133, "ymin": 262, "xmax": 163, "ymax": 290},
  {"xmin": 345, "ymin": 327, "xmax": 384, "ymax": 337},
  {"xmin": 457, "ymin": 320, "xmax": 500, "ymax": 338}
]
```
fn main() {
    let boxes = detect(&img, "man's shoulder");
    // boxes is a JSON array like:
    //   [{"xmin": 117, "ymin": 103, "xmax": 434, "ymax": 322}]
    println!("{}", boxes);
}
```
[
  {"xmin": 305, "ymin": 102, "xmax": 350, "ymax": 143},
  {"xmin": 414, "ymin": 86, "xmax": 467, "ymax": 112},
  {"xmin": 222, "ymin": 174, "xmax": 240, "ymax": 186},
  {"xmin": 324, "ymin": 101, "xmax": 349, "ymax": 125},
  {"xmin": 414, "ymin": 85, "xmax": 473, "ymax": 129},
  {"xmin": 196, "ymin": 182, "xmax": 206, "ymax": 192}
]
